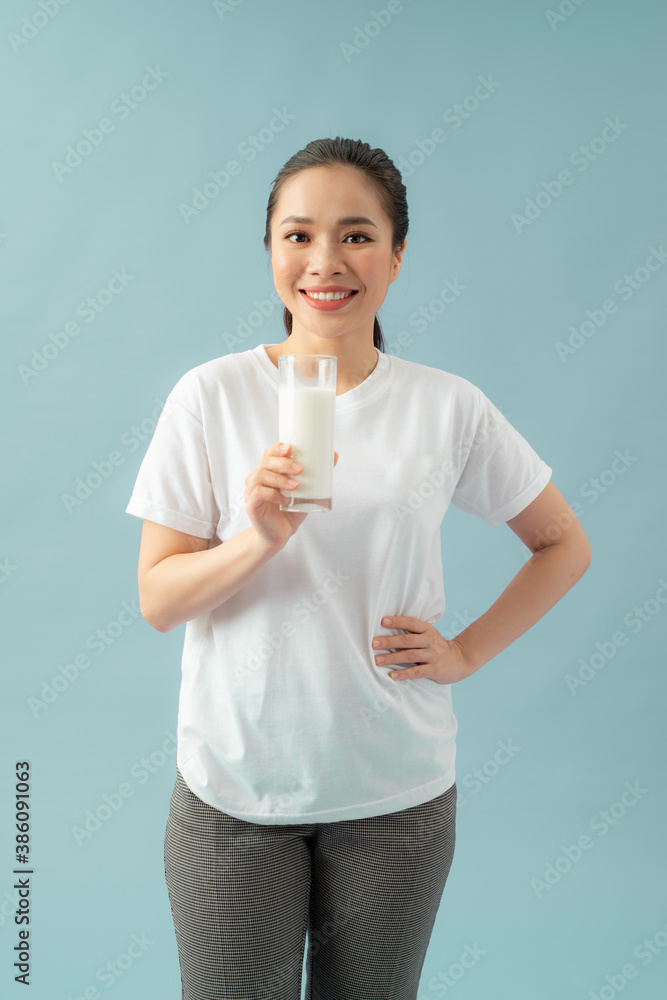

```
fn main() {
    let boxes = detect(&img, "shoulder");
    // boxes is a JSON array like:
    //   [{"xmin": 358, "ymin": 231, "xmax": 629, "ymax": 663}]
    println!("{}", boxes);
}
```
[
  {"xmin": 388, "ymin": 352, "xmax": 481, "ymax": 407},
  {"xmin": 173, "ymin": 349, "xmax": 252, "ymax": 390},
  {"xmin": 165, "ymin": 349, "xmax": 256, "ymax": 415}
]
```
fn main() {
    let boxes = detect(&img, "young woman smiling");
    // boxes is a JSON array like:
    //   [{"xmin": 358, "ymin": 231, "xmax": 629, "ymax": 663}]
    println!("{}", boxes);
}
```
[{"xmin": 126, "ymin": 137, "xmax": 590, "ymax": 999}]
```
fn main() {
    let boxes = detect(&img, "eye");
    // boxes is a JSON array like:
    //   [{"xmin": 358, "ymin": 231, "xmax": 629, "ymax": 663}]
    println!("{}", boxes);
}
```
[{"xmin": 283, "ymin": 231, "xmax": 372, "ymax": 244}]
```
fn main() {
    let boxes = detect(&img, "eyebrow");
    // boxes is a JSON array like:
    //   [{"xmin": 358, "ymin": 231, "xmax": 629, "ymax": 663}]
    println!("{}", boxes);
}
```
[{"xmin": 279, "ymin": 215, "xmax": 378, "ymax": 228}]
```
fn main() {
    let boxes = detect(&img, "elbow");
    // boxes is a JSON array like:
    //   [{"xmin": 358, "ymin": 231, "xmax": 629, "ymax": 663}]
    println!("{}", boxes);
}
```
[
  {"xmin": 139, "ymin": 595, "xmax": 173, "ymax": 633},
  {"xmin": 150, "ymin": 617, "xmax": 172, "ymax": 634},
  {"xmin": 141, "ymin": 608, "xmax": 168, "ymax": 633},
  {"xmin": 138, "ymin": 566, "xmax": 179, "ymax": 633},
  {"xmin": 582, "ymin": 539, "xmax": 592, "ymax": 574},
  {"xmin": 535, "ymin": 532, "xmax": 591, "ymax": 585},
  {"xmin": 578, "ymin": 533, "xmax": 592, "ymax": 574},
  {"xmin": 148, "ymin": 617, "xmax": 174, "ymax": 634},
  {"xmin": 568, "ymin": 534, "xmax": 592, "ymax": 583}
]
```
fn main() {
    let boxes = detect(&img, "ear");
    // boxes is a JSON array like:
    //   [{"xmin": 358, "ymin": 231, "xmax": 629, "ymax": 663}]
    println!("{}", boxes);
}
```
[{"xmin": 390, "ymin": 239, "xmax": 407, "ymax": 281}]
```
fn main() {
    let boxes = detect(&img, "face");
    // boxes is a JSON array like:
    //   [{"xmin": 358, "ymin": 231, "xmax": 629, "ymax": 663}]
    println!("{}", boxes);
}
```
[{"xmin": 269, "ymin": 164, "xmax": 406, "ymax": 347}]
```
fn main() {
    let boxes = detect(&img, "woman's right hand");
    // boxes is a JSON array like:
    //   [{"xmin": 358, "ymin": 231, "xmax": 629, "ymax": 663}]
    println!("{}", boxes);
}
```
[{"xmin": 245, "ymin": 442, "xmax": 339, "ymax": 549}]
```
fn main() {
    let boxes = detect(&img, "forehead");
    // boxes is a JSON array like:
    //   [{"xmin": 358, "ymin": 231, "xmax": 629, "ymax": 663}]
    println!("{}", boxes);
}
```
[{"xmin": 274, "ymin": 165, "xmax": 386, "ymax": 224}]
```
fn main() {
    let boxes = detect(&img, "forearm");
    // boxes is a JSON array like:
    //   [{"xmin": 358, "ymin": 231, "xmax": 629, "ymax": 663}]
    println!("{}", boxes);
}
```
[
  {"xmin": 455, "ymin": 541, "xmax": 590, "ymax": 674},
  {"xmin": 143, "ymin": 527, "xmax": 285, "ymax": 633}
]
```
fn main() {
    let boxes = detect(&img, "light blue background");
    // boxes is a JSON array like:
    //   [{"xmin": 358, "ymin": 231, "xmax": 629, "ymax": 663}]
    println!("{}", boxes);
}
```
[{"xmin": 2, "ymin": 0, "xmax": 666, "ymax": 997}]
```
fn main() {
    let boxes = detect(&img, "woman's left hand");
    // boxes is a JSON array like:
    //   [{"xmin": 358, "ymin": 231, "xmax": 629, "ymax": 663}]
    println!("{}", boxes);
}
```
[{"xmin": 372, "ymin": 615, "xmax": 477, "ymax": 685}]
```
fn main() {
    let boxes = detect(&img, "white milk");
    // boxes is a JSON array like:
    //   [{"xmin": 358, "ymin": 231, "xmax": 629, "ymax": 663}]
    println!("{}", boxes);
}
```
[{"xmin": 280, "ymin": 385, "xmax": 335, "ymax": 499}]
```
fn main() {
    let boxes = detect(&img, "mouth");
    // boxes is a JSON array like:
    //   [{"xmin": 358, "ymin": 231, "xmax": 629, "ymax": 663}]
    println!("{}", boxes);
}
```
[{"xmin": 300, "ymin": 289, "xmax": 358, "ymax": 311}]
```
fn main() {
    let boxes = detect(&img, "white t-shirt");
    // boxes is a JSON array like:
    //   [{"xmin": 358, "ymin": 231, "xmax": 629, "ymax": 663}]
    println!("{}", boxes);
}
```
[{"xmin": 125, "ymin": 343, "xmax": 552, "ymax": 824}]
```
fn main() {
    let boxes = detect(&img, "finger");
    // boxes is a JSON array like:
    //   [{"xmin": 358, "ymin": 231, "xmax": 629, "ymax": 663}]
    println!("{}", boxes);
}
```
[
  {"xmin": 248, "ymin": 481, "xmax": 293, "ymax": 507},
  {"xmin": 255, "ymin": 449, "xmax": 303, "ymax": 484},
  {"xmin": 249, "ymin": 468, "xmax": 297, "ymax": 495},
  {"xmin": 376, "ymin": 648, "xmax": 428, "ymax": 664},
  {"xmin": 246, "ymin": 485, "xmax": 282, "ymax": 509},
  {"xmin": 389, "ymin": 667, "xmax": 423, "ymax": 681},
  {"xmin": 373, "ymin": 633, "xmax": 420, "ymax": 649},
  {"xmin": 382, "ymin": 615, "xmax": 427, "ymax": 632},
  {"xmin": 267, "ymin": 442, "xmax": 300, "ymax": 469},
  {"xmin": 265, "ymin": 449, "xmax": 302, "ymax": 474}
]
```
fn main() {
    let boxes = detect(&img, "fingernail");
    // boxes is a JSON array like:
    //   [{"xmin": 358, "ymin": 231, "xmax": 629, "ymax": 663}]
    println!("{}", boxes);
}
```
[{"xmin": 383, "ymin": 617, "xmax": 392, "ymax": 625}]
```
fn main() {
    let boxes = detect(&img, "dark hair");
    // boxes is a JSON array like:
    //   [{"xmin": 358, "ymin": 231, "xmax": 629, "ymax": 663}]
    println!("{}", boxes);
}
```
[{"xmin": 263, "ymin": 137, "xmax": 409, "ymax": 353}]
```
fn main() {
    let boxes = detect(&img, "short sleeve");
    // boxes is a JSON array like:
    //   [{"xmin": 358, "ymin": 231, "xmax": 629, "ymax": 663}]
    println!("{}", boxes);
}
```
[
  {"xmin": 125, "ymin": 388, "xmax": 218, "ymax": 538},
  {"xmin": 451, "ymin": 386, "xmax": 552, "ymax": 529}
]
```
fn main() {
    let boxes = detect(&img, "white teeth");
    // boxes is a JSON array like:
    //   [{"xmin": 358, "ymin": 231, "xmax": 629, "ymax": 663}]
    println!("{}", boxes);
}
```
[{"xmin": 305, "ymin": 290, "xmax": 355, "ymax": 301}]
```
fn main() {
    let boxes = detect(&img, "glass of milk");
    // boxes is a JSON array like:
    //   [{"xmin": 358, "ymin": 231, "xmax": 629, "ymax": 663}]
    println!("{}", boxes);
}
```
[{"xmin": 278, "ymin": 354, "xmax": 337, "ymax": 512}]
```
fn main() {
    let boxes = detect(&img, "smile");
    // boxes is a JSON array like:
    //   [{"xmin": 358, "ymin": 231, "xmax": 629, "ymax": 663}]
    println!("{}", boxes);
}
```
[
  {"xmin": 300, "ymin": 289, "xmax": 358, "ymax": 311},
  {"xmin": 304, "ymin": 289, "xmax": 355, "ymax": 301}
]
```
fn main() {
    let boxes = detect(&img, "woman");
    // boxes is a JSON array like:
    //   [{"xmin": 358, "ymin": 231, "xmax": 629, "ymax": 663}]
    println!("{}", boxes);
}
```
[{"xmin": 126, "ymin": 137, "xmax": 591, "ymax": 999}]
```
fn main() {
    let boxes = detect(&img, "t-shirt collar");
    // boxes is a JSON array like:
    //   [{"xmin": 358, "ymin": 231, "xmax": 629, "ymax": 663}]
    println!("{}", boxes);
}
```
[{"xmin": 251, "ymin": 342, "xmax": 391, "ymax": 412}]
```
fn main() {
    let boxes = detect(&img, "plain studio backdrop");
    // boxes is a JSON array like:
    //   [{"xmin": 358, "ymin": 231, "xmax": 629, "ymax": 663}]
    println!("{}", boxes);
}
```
[{"xmin": 1, "ymin": 1, "xmax": 665, "ymax": 997}]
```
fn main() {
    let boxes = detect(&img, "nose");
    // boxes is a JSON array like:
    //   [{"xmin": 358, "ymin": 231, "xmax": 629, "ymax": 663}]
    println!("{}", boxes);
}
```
[{"xmin": 305, "ymin": 238, "xmax": 346, "ymax": 275}]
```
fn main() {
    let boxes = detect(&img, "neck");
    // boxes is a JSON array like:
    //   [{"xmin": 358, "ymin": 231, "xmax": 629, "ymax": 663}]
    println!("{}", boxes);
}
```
[{"xmin": 273, "ymin": 332, "xmax": 378, "ymax": 393}]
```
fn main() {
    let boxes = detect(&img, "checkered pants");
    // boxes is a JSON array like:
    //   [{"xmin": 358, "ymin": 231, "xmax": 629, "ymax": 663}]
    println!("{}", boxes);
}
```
[{"xmin": 164, "ymin": 767, "xmax": 457, "ymax": 999}]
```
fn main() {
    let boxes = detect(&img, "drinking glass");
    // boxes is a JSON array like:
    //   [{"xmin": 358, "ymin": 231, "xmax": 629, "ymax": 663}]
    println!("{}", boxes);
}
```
[{"xmin": 278, "ymin": 354, "xmax": 337, "ymax": 512}]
